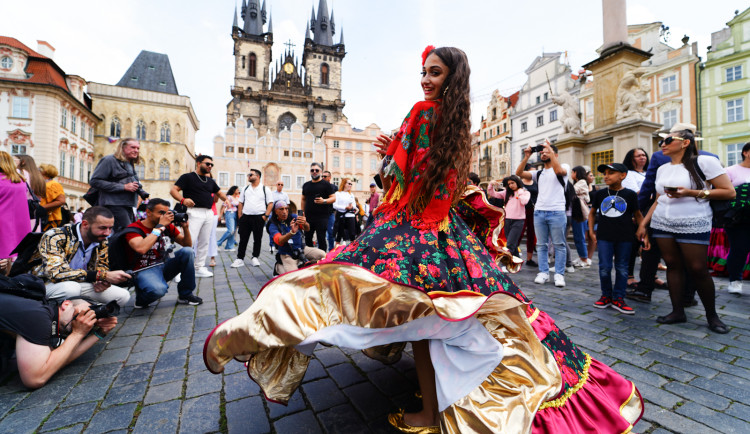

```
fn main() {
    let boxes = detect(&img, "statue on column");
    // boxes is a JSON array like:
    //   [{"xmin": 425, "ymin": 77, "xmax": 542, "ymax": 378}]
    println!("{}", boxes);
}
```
[
  {"xmin": 615, "ymin": 67, "xmax": 651, "ymax": 121},
  {"xmin": 551, "ymin": 89, "xmax": 582, "ymax": 135},
  {"xmin": 259, "ymin": 99, "xmax": 268, "ymax": 125}
]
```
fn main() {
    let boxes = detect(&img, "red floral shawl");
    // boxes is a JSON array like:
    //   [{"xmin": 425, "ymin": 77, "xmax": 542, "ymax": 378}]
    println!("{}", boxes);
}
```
[{"xmin": 375, "ymin": 100, "xmax": 457, "ymax": 231}]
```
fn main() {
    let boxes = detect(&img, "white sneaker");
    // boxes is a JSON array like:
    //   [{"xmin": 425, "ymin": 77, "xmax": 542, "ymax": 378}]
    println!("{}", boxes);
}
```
[
  {"xmin": 572, "ymin": 258, "xmax": 590, "ymax": 268},
  {"xmin": 584, "ymin": 258, "xmax": 592, "ymax": 267},
  {"xmin": 728, "ymin": 281, "xmax": 743, "ymax": 295},
  {"xmin": 534, "ymin": 273, "xmax": 550, "ymax": 284},
  {"xmin": 231, "ymin": 259, "xmax": 245, "ymax": 268},
  {"xmin": 554, "ymin": 274, "xmax": 566, "ymax": 287},
  {"xmin": 174, "ymin": 273, "xmax": 181, "ymax": 283},
  {"xmin": 566, "ymin": 266, "xmax": 576, "ymax": 273},
  {"xmin": 250, "ymin": 257, "xmax": 260, "ymax": 267},
  {"xmin": 224, "ymin": 247, "xmax": 236, "ymax": 252},
  {"xmin": 195, "ymin": 267, "xmax": 213, "ymax": 278}
]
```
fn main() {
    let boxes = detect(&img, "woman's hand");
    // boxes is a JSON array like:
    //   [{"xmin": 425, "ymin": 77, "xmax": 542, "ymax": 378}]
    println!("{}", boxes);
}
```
[
  {"xmin": 374, "ymin": 134, "xmax": 392, "ymax": 158},
  {"xmin": 664, "ymin": 187, "xmax": 693, "ymax": 199},
  {"xmin": 635, "ymin": 225, "xmax": 648, "ymax": 241},
  {"xmin": 641, "ymin": 235, "xmax": 651, "ymax": 251}
]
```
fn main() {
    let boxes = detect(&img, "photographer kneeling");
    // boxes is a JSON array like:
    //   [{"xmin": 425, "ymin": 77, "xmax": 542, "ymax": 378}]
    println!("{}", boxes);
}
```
[
  {"xmin": 125, "ymin": 198, "xmax": 202, "ymax": 308},
  {"xmin": 268, "ymin": 200, "xmax": 325, "ymax": 274},
  {"xmin": 0, "ymin": 294, "xmax": 117, "ymax": 389}
]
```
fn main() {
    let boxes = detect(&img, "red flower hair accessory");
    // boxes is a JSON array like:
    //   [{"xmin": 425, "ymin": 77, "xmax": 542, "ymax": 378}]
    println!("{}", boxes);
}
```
[{"xmin": 421, "ymin": 45, "xmax": 436, "ymax": 65}]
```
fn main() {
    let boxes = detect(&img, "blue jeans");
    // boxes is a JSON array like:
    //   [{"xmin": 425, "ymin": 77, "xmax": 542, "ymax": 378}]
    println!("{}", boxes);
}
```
[
  {"xmin": 597, "ymin": 240, "xmax": 631, "ymax": 299},
  {"xmin": 217, "ymin": 211, "xmax": 237, "ymax": 249},
  {"xmin": 135, "ymin": 247, "xmax": 196, "ymax": 306},
  {"xmin": 571, "ymin": 219, "xmax": 588, "ymax": 259},
  {"xmin": 534, "ymin": 210, "xmax": 567, "ymax": 275},
  {"xmin": 326, "ymin": 213, "xmax": 335, "ymax": 250}
]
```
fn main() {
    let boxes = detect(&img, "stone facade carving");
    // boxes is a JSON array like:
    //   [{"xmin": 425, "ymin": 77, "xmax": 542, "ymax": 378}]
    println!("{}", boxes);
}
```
[
  {"xmin": 551, "ymin": 89, "xmax": 582, "ymax": 135},
  {"xmin": 615, "ymin": 67, "xmax": 651, "ymax": 121}
]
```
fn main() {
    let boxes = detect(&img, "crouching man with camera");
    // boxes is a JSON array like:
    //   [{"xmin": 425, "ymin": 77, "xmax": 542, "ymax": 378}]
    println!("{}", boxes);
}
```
[
  {"xmin": 268, "ymin": 200, "xmax": 325, "ymax": 274},
  {"xmin": 0, "ymin": 294, "xmax": 118, "ymax": 389},
  {"xmin": 125, "ymin": 198, "xmax": 202, "ymax": 308},
  {"xmin": 36, "ymin": 207, "xmax": 131, "ymax": 307}
]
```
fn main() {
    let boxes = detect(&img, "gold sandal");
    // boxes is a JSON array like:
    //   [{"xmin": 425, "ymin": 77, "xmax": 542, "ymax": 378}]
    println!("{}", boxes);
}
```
[{"xmin": 387, "ymin": 409, "xmax": 439, "ymax": 434}]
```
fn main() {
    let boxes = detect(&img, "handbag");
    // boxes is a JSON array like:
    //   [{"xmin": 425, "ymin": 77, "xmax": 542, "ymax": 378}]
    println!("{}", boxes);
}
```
[{"xmin": 25, "ymin": 182, "xmax": 48, "ymax": 231}]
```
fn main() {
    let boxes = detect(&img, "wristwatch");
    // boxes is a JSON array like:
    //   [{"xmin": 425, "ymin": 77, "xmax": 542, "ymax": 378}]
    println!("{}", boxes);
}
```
[
  {"xmin": 154, "ymin": 224, "xmax": 165, "ymax": 229},
  {"xmin": 701, "ymin": 189, "xmax": 711, "ymax": 199}
]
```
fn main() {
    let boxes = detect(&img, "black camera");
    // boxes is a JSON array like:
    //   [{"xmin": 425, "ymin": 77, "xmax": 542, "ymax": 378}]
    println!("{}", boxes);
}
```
[
  {"xmin": 172, "ymin": 210, "xmax": 189, "ymax": 224},
  {"xmin": 530, "ymin": 145, "xmax": 545, "ymax": 153},
  {"xmin": 89, "ymin": 300, "xmax": 120, "ymax": 319},
  {"xmin": 137, "ymin": 188, "xmax": 150, "ymax": 200}
]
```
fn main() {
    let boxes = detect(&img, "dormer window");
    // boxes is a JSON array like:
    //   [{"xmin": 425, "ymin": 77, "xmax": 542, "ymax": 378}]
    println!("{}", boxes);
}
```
[
  {"xmin": 131, "ymin": 76, "xmax": 138, "ymax": 82},
  {"xmin": 0, "ymin": 57, "xmax": 12, "ymax": 70}
]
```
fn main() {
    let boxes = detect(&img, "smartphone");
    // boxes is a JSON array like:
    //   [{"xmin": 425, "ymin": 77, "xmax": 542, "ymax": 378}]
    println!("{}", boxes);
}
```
[
  {"xmin": 298, "ymin": 210, "xmax": 304, "ymax": 217},
  {"xmin": 664, "ymin": 186, "xmax": 678, "ymax": 193}
]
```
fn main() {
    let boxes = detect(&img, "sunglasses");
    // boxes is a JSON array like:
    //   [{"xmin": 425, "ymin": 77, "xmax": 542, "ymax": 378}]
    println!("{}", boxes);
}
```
[
  {"xmin": 277, "ymin": 183, "xmax": 283, "ymax": 186},
  {"xmin": 661, "ymin": 136, "xmax": 686, "ymax": 146},
  {"xmin": 310, "ymin": 169, "xmax": 320, "ymax": 173},
  {"xmin": 203, "ymin": 162, "xmax": 214, "ymax": 167}
]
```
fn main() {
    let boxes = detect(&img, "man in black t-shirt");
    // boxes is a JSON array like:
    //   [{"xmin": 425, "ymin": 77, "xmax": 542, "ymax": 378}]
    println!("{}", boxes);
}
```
[
  {"xmin": 0, "ymin": 294, "xmax": 117, "ymax": 389},
  {"xmin": 301, "ymin": 163, "xmax": 335, "ymax": 251},
  {"xmin": 171, "ymin": 155, "xmax": 227, "ymax": 278},
  {"xmin": 321, "ymin": 170, "xmax": 338, "ymax": 249}
]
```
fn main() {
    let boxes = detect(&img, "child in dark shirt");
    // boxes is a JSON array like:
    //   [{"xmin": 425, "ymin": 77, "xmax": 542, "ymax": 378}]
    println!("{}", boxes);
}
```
[{"xmin": 588, "ymin": 163, "xmax": 650, "ymax": 314}]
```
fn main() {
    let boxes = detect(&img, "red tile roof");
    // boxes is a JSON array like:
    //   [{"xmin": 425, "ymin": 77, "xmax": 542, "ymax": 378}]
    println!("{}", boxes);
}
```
[
  {"xmin": 0, "ymin": 36, "xmax": 69, "ymax": 92},
  {"xmin": 507, "ymin": 91, "xmax": 520, "ymax": 108}
]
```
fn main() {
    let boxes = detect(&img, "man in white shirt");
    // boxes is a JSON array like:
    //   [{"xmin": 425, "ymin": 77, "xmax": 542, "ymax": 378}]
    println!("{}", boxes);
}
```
[
  {"xmin": 231, "ymin": 169, "xmax": 273, "ymax": 268},
  {"xmin": 516, "ymin": 142, "xmax": 570, "ymax": 288}
]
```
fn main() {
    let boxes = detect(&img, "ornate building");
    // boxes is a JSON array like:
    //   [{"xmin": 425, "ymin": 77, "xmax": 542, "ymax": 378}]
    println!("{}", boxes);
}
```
[
  {"xmin": 88, "ymin": 50, "xmax": 199, "ymax": 202},
  {"xmin": 226, "ymin": 0, "xmax": 346, "ymax": 138},
  {"xmin": 479, "ymin": 90, "xmax": 518, "ymax": 183},
  {"xmin": 0, "ymin": 37, "xmax": 97, "ymax": 208}
]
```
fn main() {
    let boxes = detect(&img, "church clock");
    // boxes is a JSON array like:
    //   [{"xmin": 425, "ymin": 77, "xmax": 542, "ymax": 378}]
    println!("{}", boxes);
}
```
[{"xmin": 283, "ymin": 62, "xmax": 294, "ymax": 74}]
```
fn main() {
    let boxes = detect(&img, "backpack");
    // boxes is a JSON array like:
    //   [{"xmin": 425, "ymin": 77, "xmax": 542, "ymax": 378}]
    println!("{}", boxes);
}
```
[
  {"xmin": 0, "ymin": 273, "xmax": 47, "ymax": 301},
  {"xmin": 60, "ymin": 205, "xmax": 72, "ymax": 226},
  {"xmin": 25, "ymin": 182, "xmax": 48, "ymax": 231},
  {"xmin": 85, "ymin": 159, "xmax": 138, "ymax": 206},
  {"xmin": 9, "ymin": 232, "xmax": 44, "ymax": 277},
  {"xmin": 107, "ymin": 226, "xmax": 147, "ymax": 272},
  {"xmin": 535, "ymin": 169, "xmax": 574, "ymax": 211}
]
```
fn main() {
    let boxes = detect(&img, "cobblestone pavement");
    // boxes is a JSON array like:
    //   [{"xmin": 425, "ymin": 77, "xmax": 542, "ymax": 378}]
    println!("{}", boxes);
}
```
[{"xmin": 1, "ymin": 232, "xmax": 749, "ymax": 433}]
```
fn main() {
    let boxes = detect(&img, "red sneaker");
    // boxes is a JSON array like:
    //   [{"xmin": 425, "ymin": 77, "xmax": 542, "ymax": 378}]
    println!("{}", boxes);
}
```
[
  {"xmin": 611, "ymin": 298, "xmax": 635, "ymax": 315},
  {"xmin": 593, "ymin": 296, "xmax": 611, "ymax": 308}
]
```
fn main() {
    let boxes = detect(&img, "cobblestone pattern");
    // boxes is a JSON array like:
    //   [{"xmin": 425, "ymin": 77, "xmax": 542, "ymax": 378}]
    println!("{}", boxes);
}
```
[{"xmin": 0, "ymin": 232, "xmax": 748, "ymax": 433}]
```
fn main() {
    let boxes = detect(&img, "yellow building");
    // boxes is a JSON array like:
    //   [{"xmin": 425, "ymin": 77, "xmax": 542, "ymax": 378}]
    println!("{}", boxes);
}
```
[
  {"xmin": 88, "ymin": 51, "xmax": 199, "ymax": 202},
  {"xmin": 321, "ymin": 119, "xmax": 384, "ymax": 202},
  {"xmin": 0, "ymin": 37, "xmax": 98, "ymax": 208},
  {"xmin": 479, "ymin": 90, "xmax": 518, "ymax": 183}
]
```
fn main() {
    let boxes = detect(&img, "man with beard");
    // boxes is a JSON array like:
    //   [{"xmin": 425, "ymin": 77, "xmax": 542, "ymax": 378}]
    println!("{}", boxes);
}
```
[
  {"xmin": 89, "ymin": 138, "xmax": 145, "ymax": 231},
  {"xmin": 171, "ymin": 155, "xmax": 228, "ymax": 278},
  {"xmin": 36, "ymin": 207, "xmax": 132, "ymax": 306},
  {"xmin": 301, "ymin": 163, "xmax": 336, "ymax": 251},
  {"xmin": 516, "ymin": 141, "xmax": 571, "ymax": 288}
]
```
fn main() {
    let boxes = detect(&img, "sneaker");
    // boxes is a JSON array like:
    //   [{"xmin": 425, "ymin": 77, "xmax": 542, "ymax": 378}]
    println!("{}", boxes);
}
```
[
  {"xmin": 250, "ymin": 257, "xmax": 260, "ymax": 267},
  {"xmin": 566, "ymin": 266, "xmax": 576, "ymax": 273},
  {"xmin": 134, "ymin": 300, "xmax": 150, "ymax": 309},
  {"xmin": 611, "ymin": 298, "xmax": 635, "ymax": 314},
  {"xmin": 534, "ymin": 272, "xmax": 550, "ymax": 284},
  {"xmin": 224, "ymin": 247, "xmax": 236, "ymax": 252},
  {"xmin": 174, "ymin": 273, "xmax": 181, "ymax": 283},
  {"xmin": 625, "ymin": 288, "xmax": 651, "ymax": 303},
  {"xmin": 195, "ymin": 267, "xmax": 213, "ymax": 278},
  {"xmin": 554, "ymin": 273, "xmax": 566, "ymax": 287},
  {"xmin": 573, "ymin": 258, "xmax": 591, "ymax": 268},
  {"xmin": 584, "ymin": 258, "xmax": 592, "ymax": 267},
  {"xmin": 231, "ymin": 259, "xmax": 245, "ymax": 268},
  {"xmin": 526, "ymin": 259, "xmax": 538, "ymax": 267},
  {"xmin": 177, "ymin": 294, "xmax": 203, "ymax": 306},
  {"xmin": 728, "ymin": 281, "xmax": 743, "ymax": 295},
  {"xmin": 593, "ymin": 296, "xmax": 611, "ymax": 308}
]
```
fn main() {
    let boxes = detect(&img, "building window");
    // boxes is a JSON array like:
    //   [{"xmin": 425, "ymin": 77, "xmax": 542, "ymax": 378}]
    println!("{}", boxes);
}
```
[
  {"xmin": 110, "ymin": 117, "xmax": 121, "ymax": 138},
  {"xmin": 322, "ymin": 113, "xmax": 327, "ymax": 122},
  {"xmin": 249, "ymin": 53, "xmax": 257, "ymax": 77},
  {"xmin": 333, "ymin": 156, "xmax": 340, "ymax": 167},
  {"xmin": 536, "ymin": 115, "xmax": 544, "ymax": 127},
  {"xmin": 135, "ymin": 163, "xmax": 145, "ymax": 179},
  {"xmin": 69, "ymin": 155, "xmax": 75, "ymax": 179},
  {"xmin": 160, "ymin": 122, "xmax": 171, "ymax": 142},
  {"xmin": 355, "ymin": 142, "xmax": 363, "ymax": 150},
  {"xmin": 521, "ymin": 121, "xmax": 527, "ymax": 133},
  {"xmin": 728, "ymin": 98, "xmax": 744, "ymax": 123},
  {"xmin": 59, "ymin": 153, "xmax": 66, "ymax": 178},
  {"xmin": 0, "ymin": 56, "xmax": 12, "ymax": 69},
  {"xmin": 503, "ymin": 123, "xmax": 507, "ymax": 133},
  {"xmin": 225, "ymin": 145, "xmax": 234, "ymax": 153},
  {"xmin": 345, "ymin": 156, "xmax": 351, "ymax": 168},
  {"xmin": 549, "ymin": 110, "xmax": 558, "ymax": 122},
  {"xmin": 89, "ymin": 127, "xmax": 93, "ymax": 142},
  {"xmin": 136, "ymin": 120, "xmax": 146, "ymax": 140},
  {"xmin": 283, "ymin": 150, "xmax": 289, "ymax": 156},
  {"xmin": 235, "ymin": 173, "xmax": 245, "ymax": 187},
  {"xmin": 333, "ymin": 140, "xmax": 340, "ymax": 148},
  {"xmin": 71, "ymin": 114, "xmax": 77, "ymax": 134},
  {"xmin": 296, "ymin": 176, "xmax": 305, "ymax": 189},
  {"xmin": 292, "ymin": 151, "xmax": 301, "ymax": 157},
  {"xmin": 355, "ymin": 157, "xmax": 362, "ymax": 169},
  {"xmin": 11, "ymin": 144, "xmax": 26, "ymax": 155},
  {"xmin": 543, "ymin": 92, "xmax": 548, "ymax": 101},
  {"xmin": 484, "ymin": 132, "xmax": 487, "ymax": 140},
  {"xmin": 61, "ymin": 107, "xmax": 67, "ymax": 128},
  {"xmin": 332, "ymin": 177, "xmax": 339, "ymax": 186},
  {"xmin": 281, "ymin": 175, "xmax": 291, "ymax": 189},
  {"xmin": 663, "ymin": 109, "xmax": 678, "ymax": 129},
  {"xmin": 321, "ymin": 63, "xmax": 330, "ymax": 85},
  {"xmin": 159, "ymin": 160, "xmax": 170, "ymax": 180},
  {"xmin": 499, "ymin": 162, "xmax": 507, "ymax": 175},
  {"xmin": 79, "ymin": 160, "xmax": 85, "ymax": 182},
  {"xmin": 727, "ymin": 143, "xmax": 744, "ymax": 166},
  {"xmin": 726, "ymin": 65, "xmax": 743, "ymax": 82},
  {"xmin": 492, "ymin": 108, "xmax": 497, "ymax": 120},
  {"xmin": 591, "ymin": 149, "xmax": 614, "ymax": 182},
  {"xmin": 536, "ymin": 96, "xmax": 541, "ymax": 105},
  {"xmin": 218, "ymin": 171, "xmax": 229, "ymax": 187},
  {"xmin": 304, "ymin": 152, "xmax": 312, "ymax": 158},
  {"xmin": 661, "ymin": 75, "xmax": 677, "ymax": 94},
  {"xmin": 88, "ymin": 163, "xmax": 92, "ymax": 181},
  {"xmin": 238, "ymin": 147, "xmax": 245, "ymax": 153},
  {"xmin": 12, "ymin": 96, "xmax": 29, "ymax": 118},
  {"xmin": 370, "ymin": 159, "xmax": 377, "ymax": 170}
]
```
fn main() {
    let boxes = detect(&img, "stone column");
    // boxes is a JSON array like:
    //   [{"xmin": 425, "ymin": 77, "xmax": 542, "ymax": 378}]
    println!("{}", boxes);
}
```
[{"xmin": 602, "ymin": 0, "xmax": 628, "ymax": 51}]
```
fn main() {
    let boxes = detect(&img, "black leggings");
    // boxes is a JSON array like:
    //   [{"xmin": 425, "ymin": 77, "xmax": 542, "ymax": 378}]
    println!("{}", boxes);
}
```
[
  {"xmin": 335, "ymin": 215, "xmax": 356, "ymax": 242},
  {"xmin": 726, "ymin": 225, "xmax": 750, "ymax": 281},
  {"xmin": 657, "ymin": 237, "xmax": 718, "ymax": 320}
]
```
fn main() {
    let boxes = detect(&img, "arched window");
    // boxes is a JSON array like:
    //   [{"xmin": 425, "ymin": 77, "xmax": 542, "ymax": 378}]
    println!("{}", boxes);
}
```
[
  {"xmin": 278, "ymin": 112, "xmax": 296, "ymax": 131},
  {"xmin": 159, "ymin": 159, "xmax": 170, "ymax": 180},
  {"xmin": 110, "ymin": 117, "xmax": 121, "ymax": 138},
  {"xmin": 246, "ymin": 118, "xmax": 253, "ymax": 128},
  {"xmin": 249, "ymin": 53, "xmax": 257, "ymax": 78},
  {"xmin": 135, "ymin": 163, "xmax": 145, "ymax": 179},
  {"xmin": 136, "ymin": 120, "xmax": 146, "ymax": 140},
  {"xmin": 160, "ymin": 122, "xmax": 171, "ymax": 142},
  {"xmin": 321, "ymin": 64, "xmax": 329, "ymax": 85}
]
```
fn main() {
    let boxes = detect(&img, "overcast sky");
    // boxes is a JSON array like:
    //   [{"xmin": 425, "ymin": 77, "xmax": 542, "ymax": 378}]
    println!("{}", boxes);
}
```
[{"xmin": 4, "ymin": 0, "xmax": 747, "ymax": 154}]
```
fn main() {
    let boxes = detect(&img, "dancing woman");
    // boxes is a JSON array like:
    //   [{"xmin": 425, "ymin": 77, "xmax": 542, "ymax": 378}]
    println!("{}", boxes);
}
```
[{"xmin": 204, "ymin": 46, "xmax": 643, "ymax": 433}]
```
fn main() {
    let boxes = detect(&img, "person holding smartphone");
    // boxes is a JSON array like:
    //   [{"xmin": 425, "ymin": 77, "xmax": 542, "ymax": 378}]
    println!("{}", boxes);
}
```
[{"xmin": 267, "ymin": 200, "xmax": 324, "ymax": 274}]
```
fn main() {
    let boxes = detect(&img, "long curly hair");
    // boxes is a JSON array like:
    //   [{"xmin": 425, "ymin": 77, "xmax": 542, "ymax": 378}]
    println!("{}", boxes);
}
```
[{"xmin": 411, "ymin": 47, "xmax": 472, "ymax": 213}]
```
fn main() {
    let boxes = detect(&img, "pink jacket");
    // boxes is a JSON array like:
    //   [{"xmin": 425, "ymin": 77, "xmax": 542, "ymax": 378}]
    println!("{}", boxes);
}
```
[{"xmin": 488, "ymin": 188, "xmax": 530, "ymax": 220}]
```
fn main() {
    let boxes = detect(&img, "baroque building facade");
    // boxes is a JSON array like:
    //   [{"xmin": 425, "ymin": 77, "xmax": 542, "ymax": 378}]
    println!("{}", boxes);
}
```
[
  {"xmin": 700, "ymin": 7, "xmax": 750, "ymax": 166},
  {"xmin": 88, "ymin": 51, "xmax": 199, "ymax": 202},
  {"xmin": 479, "ymin": 90, "xmax": 517, "ymax": 183},
  {"xmin": 0, "ymin": 37, "xmax": 97, "ymax": 207}
]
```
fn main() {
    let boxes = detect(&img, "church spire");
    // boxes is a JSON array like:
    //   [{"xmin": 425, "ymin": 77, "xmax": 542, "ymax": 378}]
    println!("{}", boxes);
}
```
[
  {"xmin": 305, "ymin": 20, "xmax": 311, "ymax": 40},
  {"xmin": 311, "ymin": 0, "xmax": 334, "ymax": 46},
  {"xmin": 243, "ymin": 0, "xmax": 265, "ymax": 35},
  {"xmin": 241, "ymin": 0, "xmax": 247, "ymax": 20},
  {"xmin": 267, "ymin": 12, "xmax": 273, "ymax": 33},
  {"xmin": 261, "ymin": 0, "xmax": 267, "ymax": 24},
  {"xmin": 339, "ymin": 26, "xmax": 344, "ymax": 45},
  {"xmin": 232, "ymin": 3, "xmax": 238, "ymax": 29}
]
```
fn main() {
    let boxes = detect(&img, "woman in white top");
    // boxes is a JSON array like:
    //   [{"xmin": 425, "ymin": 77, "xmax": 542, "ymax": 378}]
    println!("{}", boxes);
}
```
[
  {"xmin": 621, "ymin": 148, "xmax": 648, "ymax": 193},
  {"xmin": 637, "ymin": 129, "xmax": 735, "ymax": 334},
  {"xmin": 333, "ymin": 178, "xmax": 357, "ymax": 246}
]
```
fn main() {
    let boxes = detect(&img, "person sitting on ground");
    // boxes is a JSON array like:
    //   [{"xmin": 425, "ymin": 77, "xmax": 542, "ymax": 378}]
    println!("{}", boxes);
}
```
[
  {"xmin": 0, "ymin": 293, "xmax": 117, "ymax": 389},
  {"xmin": 34, "ymin": 206, "xmax": 131, "ymax": 307},
  {"xmin": 267, "ymin": 200, "xmax": 325, "ymax": 274},
  {"xmin": 125, "ymin": 198, "xmax": 202, "ymax": 308}
]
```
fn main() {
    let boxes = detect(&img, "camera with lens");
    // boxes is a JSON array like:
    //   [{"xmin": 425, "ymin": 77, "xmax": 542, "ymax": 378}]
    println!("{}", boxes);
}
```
[
  {"xmin": 88, "ymin": 300, "xmax": 120, "ymax": 319},
  {"xmin": 137, "ymin": 188, "xmax": 150, "ymax": 200},
  {"xmin": 171, "ymin": 210, "xmax": 189, "ymax": 224},
  {"xmin": 530, "ymin": 145, "xmax": 545, "ymax": 153},
  {"xmin": 289, "ymin": 247, "xmax": 305, "ymax": 260}
]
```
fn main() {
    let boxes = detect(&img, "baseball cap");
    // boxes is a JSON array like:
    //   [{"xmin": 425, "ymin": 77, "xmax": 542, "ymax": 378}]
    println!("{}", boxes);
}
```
[{"xmin": 597, "ymin": 163, "xmax": 628, "ymax": 173}]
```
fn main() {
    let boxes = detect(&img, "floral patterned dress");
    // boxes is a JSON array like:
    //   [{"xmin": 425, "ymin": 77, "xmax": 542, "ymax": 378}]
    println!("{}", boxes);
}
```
[{"xmin": 204, "ymin": 101, "xmax": 643, "ymax": 433}]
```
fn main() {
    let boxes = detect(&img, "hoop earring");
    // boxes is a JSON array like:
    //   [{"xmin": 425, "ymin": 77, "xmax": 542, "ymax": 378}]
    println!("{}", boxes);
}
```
[{"xmin": 443, "ymin": 86, "xmax": 449, "ymax": 96}]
